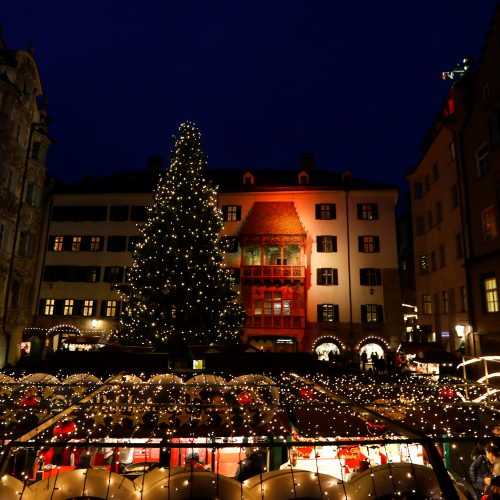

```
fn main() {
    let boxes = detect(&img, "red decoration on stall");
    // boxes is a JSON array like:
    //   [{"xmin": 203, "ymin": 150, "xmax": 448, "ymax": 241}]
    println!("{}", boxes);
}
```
[
  {"xmin": 367, "ymin": 420, "xmax": 386, "ymax": 435},
  {"xmin": 438, "ymin": 387, "xmax": 456, "ymax": 400},
  {"xmin": 299, "ymin": 387, "xmax": 314, "ymax": 400},
  {"xmin": 237, "ymin": 391, "xmax": 253, "ymax": 405}
]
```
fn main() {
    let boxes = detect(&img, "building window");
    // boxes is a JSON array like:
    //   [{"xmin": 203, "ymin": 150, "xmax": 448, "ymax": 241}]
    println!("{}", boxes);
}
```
[
  {"xmin": 460, "ymin": 286, "xmax": 468, "ymax": 312},
  {"xmin": 82, "ymin": 300, "xmax": 95, "ymax": 316},
  {"xmin": 222, "ymin": 205, "xmax": 241, "ymax": 221},
  {"xmin": 456, "ymin": 233, "xmax": 463, "ymax": 259},
  {"xmin": 220, "ymin": 236, "xmax": 239, "ymax": 253},
  {"xmin": 263, "ymin": 291, "xmax": 291, "ymax": 316},
  {"xmin": 484, "ymin": 277, "xmax": 499, "ymax": 313},
  {"xmin": 90, "ymin": 236, "xmax": 102, "ymax": 252},
  {"xmin": 360, "ymin": 268, "xmax": 382, "ymax": 286},
  {"xmin": 53, "ymin": 236, "xmax": 64, "ymax": 252},
  {"xmin": 63, "ymin": 299, "xmax": 74, "ymax": 316},
  {"xmin": 416, "ymin": 216, "xmax": 426, "ymax": 236},
  {"xmin": 18, "ymin": 231, "xmax": 33, "ymax": 257},
  {"xmin": 44, "ymin": 299, "xmax": 55, "ymax": 315},
  {"xmin": 107, "ymin": 236, "xmax": 127, "ymax": 252},
  {"xmin": 449, "ymin": 141, "xmax": 456, "ymax": 161},
  {"xmin": 481, "ymin": 206, "xmax": 498, "ymax": 242},
  {"xmin": 105, "ymin": 300, "xmax": 118, "ymax": 317},
  {"xmin": 422, "ymin": 294, "xmax": 433, "ymax": 314},
  {"xmin": 128, "ymin": 236, "xmax": 142, "ymax": 252},
  {"xmin": 490, "ymin": 110, "xmax": 500, "ymax": 148},
  {"xmin": 361, "ymin": 304, "xmax": 383, "ymax": 322},
  {"xmin": 451, "ymin": 183, "xmax": 460, "ymax": 209},
  {"xmin": 109, "ymin": 205, "xmax": 129, "ymax": 221},
  {"xmin": 130, "ymin": 206, "xmax": 148, "ymax": 221},
  {"xmin": 413, "ymin": 182, "xmax": 423, "ymax": 200},
  {"xmin": 439, "ymin": 245, "xmax": 446, "ymax": 268},
  {"xmin": 104, "ymin": 266, "xmax": 124, "ymax": 283},
  {"xmin": 358, "ymin": 235, "xmax": 380, "ymax": 253},
  {"xmin": 30, "ymin": 140, "xmax": 41, "ymax": 160},
  {"xmin": 86, "ymin": 267, "xmax": 99, "ymax": 283},
  {"xmin": 432, "ymin": 163, "xmax": 440, "ymax": 182},
  {"xmin": 315, "ymin": 204, "xmax": 336, "ymax": 220},
  {"xmin": 317, "ymin": 235, "xmax": 337, "ymax": 253},
  {"xmin": 72, "ymin": 236, "xmax": 82, "ymax": 251},
  {"xmin": 442, "ymin": 291, "xmax": 449, "ymax": 314},
  {"xmin": 317, "ymin": 304, "xmax": 339, "ymax": 322},
  {"xmin": 419, "ymin": 254, "xmax": 430, "ymax": 274},
  {"xmin": 317, "ymin": 268, "xmax": 338, "ymax": 286},
  {"xmin": 357, "ymin": 203, "xmax": 378, "ymax": 220},
  {"xmin": 427, "ymin": 210, "xmax": 433, "ymax": 230},
  {"xmin": 25, "ymin": 182, "xmax": 39, "ymax": 206},
  {"xmin": 435, "ymin": 201, "xmax": 442, "ymax": 223},
  {"xmin": 476, "ymin": 144, "xmax": 489, "ymax": 178}
]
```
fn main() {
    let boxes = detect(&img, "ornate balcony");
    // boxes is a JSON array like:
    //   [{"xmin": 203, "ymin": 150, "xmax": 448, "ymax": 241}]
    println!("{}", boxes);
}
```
[{"xmin": 241, "ymin": 265, "xmax": 305, "ymax": 279}]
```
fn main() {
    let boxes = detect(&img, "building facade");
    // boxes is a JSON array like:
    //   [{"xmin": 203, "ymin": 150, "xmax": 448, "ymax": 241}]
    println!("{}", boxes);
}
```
[
  {"xmin": 406, "ymin": 5, "xmax": 500, "ymax": 356},
  {"xmin": 0, "ymin": 36, "xmax": 51, "ymax": 366},
  {"xmin": 30, "ymin": 163, "xmax": 403, "ymax": 361}
]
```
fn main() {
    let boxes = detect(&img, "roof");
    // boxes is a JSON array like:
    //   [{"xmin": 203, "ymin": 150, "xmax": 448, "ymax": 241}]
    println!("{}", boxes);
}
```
[
  {"xmin": 51, "ymin": 167, "xmax": 399, "ymax": 195},
  {"xmin": 240, "ymin": 202, "xmax": 306, "ymax": 236}
]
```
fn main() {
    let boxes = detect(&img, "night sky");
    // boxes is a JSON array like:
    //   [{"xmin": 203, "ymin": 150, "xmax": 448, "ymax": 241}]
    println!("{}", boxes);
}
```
[{"xmin": 2, "ymin": 2, "xmax": 497, "ymax": 192}]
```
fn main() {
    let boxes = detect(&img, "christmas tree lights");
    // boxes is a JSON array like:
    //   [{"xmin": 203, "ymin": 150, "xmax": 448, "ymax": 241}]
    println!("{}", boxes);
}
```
[{"xmin": 118, "ymin": 122, "xmax": 245, "ymax": 352}]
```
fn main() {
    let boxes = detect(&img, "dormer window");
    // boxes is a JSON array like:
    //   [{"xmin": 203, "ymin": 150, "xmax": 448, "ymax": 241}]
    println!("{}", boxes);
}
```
[
  {"xmin": 243, "ymin": 172, "xmax": 254, "ymax": 185},
  {"xmin": 298, "ymin": 170, "xmax": 309, "ymax": 185},
  {"xmin": 342, "ymin": 170, "xmax": 352, "ymax": 184}
]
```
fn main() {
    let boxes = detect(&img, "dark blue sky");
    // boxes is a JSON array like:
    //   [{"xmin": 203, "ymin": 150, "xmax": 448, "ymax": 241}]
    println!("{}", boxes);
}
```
[{"xmin": 2, "ymin": 2, "xmax": 497, "ymax": 191}]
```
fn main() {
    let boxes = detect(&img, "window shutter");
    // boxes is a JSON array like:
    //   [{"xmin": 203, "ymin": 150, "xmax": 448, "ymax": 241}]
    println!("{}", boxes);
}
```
[
  {"xmin": 48, "ymin": 236, "xmax": 55, "ymax": 251},
  {"xmin": 236, "ymin": 206, "xmax": 242, "ymax": 221},
  {"xmin": 222, "ymin": 206, "xmax": 228, "ymax": 220},
  {"xmin": 376, "ymin": 269, "xmax": 382, "ymax": 285},
  {"xmin": 315, "ymin": 204, "xmax": 321, "ymax": 219},
  {"xmin": 373, "ymin": 204, "xmax": 379, "ymax": 219},
  {"xmin": 332, "ymin": 236, "xmax": 337, "ymax": 252},
  {"xmin": 361, "ymin": 305, "xmax": 367, "ymax": 322},
  {"xmin": 62, "ymin": 236, "xmax": 72, "ymax": 251},
  {"xmin": 317, "ymin": 237, "xmax": 323, "ymax": 252},
  {"xmin": 317, "ymin": 304, "xmax": 323, "ymax": 322},
  {"xmin": 377, "ymin": 305, "xmax": 384, "ymax": 322},
  {"xmin": 116, "ymin": 301, "xmax": 122, "ymax": 317},
  {"xmin": 360, "ymin": 269, "xmax": 366, "ymax": 285},
  {"xmin": 38, "ymin": 300, "xmax": 45, "ymax": 315},
  {"xmin": 74, "ymin": 300, "xmax": 83, "ymax": 316},
  {"xmin": 54, "ymin": 300, "xmax": 64, "ymax": 315},
  {"xmin": 374, "ymin": 236, "xmax": 380, "ymax": 252},
  {"xmin": 100, "ymin": 301, "xmax": 107, "ymax": 317},
  {"xmin": 331, "ymin": 204, "xmax": 336, "ymax": 219},
  {"xmin": 333, "ymin": 269, "xmax": 338, "ymax": 285},
  {"xmin": 358, "ymin": 236, "xmax": 364, "ymax": 252},
  {"xmin": 81, "ymin": 236, "xmax": 91, "ymax": 251},
  {"xmin": 317, "ymin": 268, "xmax": 323, "ymax": 285},
  {"xmin": 357, "ymin": 204, "xmax": 363, "ymax": 219},
  {"xmin": 333, "ymin": 304, "xmax": 339, "ymax": 322}
]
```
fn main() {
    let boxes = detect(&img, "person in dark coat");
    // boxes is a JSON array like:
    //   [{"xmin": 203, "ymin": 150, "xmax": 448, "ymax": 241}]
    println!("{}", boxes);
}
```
[
  {"xmin": 234, "ymin": 448, "xmax": 265, "ymax": 482},
  {"xmin": 469, "ymin": 447, "xmax": 491, "ymax": 497}
]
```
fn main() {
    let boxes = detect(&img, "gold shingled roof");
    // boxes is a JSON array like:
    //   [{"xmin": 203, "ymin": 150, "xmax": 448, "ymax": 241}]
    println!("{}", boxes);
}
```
[{"xmin": 240, "ymin": 202, "xmax": 306, "ymax": 235}]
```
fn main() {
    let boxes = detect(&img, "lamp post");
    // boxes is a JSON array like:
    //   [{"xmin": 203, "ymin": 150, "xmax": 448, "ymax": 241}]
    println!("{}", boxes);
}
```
[{"xmin": 1, "ymin": 120, "xmax": 48, "ymax": 366}]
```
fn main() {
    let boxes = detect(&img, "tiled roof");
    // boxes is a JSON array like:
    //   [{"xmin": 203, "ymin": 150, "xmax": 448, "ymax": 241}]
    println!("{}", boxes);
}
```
[{"xmin": 240, "ymin": 202, "xmax": 305, "ymax": 235}]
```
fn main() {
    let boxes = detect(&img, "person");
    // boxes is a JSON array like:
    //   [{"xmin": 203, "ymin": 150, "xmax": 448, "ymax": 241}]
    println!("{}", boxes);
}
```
[
  {"xmin": 484, "ymin": 444, "xmax": 500, "ymax": 497},
  {"xmin": 75, "ymin": 448, "xmax": 92, "ymax": 469},
  {"xmin": 234, "ymin": 448, "xmax": 266, "ymax": 482},
  {"xmin": 361, "ymin": 351, "xmax": 368, "ymax": 371},
  {"xmin": 280, "ymin": 450, "xmax": 298, "ymax": 469},
  {"xmin": 469, "ymin": 445, "xmax": 491, "ymax": 498},
  {"xmin": 484, "ymin": 475, "xmax": 500, "ymax": 500},
  {"xmin": 184, "ymin": 452, "xmax": 205, "ymax": 471}
]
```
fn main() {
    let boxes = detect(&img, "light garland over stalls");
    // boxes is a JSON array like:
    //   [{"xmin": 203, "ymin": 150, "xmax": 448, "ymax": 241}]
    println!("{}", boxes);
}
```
[{"xmin": 118, "ymin": 122, "xmax": 245, "ymax": 349}]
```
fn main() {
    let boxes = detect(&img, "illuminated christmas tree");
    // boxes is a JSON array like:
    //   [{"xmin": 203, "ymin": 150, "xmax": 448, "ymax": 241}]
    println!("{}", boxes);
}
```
[{"xmin": 119, "ymin": 122, "xmax": 245, "ymax": 351}]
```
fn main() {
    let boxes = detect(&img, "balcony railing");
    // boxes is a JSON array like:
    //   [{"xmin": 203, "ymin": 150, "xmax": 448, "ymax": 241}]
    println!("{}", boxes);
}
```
[
  {"xmin": 241, "ymin": 265, "xmax": 305, "ymax": 279},
  {"xmin": 244, "ymin": 315, "xmax": 305, "ymax": 328}
]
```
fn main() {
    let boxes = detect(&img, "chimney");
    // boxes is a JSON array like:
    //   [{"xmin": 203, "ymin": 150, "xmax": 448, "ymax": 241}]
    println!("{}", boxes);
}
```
[{"xmin": 301, "ymin": 152, "xmax": 315, "ymax": 171}]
